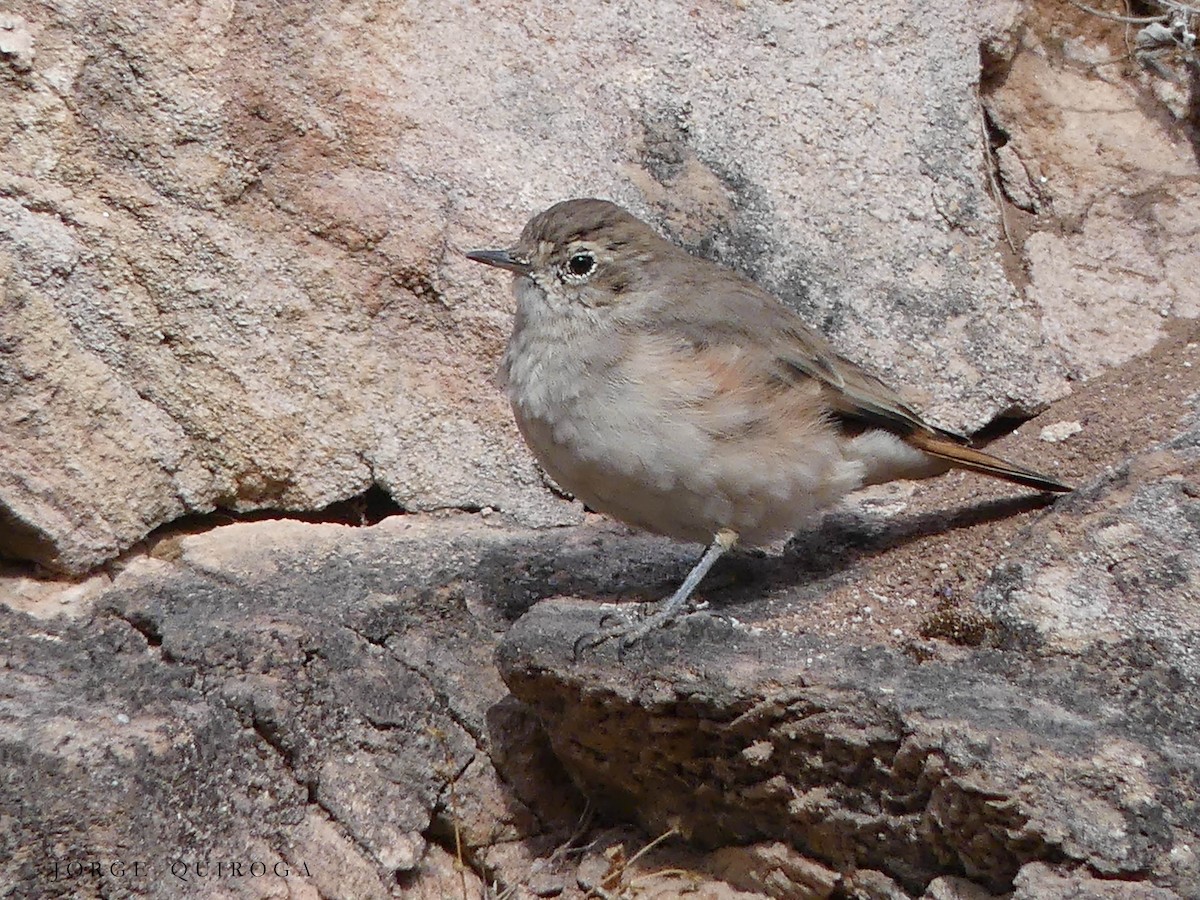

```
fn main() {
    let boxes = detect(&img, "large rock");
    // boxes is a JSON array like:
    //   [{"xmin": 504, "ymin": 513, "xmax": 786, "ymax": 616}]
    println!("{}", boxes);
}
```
[
  {"xmin": 9, "ymin": 0, "xmax": 1187, "ymax": 572},
  {"xmin": 497, "ymin": 321, "xmax": 1200, "ymax": 899},
  {"xmin": 0, "ymin": 515, "xmax": 586, "ymax": 898},
  {"xmin": 3, "ymin": 0, "xmax": 1200, "ymax": 897}
]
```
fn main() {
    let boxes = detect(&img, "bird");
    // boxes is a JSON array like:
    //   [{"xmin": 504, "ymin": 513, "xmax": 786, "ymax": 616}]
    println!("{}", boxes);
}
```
[{"xmin": 467, "ymin": 198, "xmax": 1071, "ymax": 650}]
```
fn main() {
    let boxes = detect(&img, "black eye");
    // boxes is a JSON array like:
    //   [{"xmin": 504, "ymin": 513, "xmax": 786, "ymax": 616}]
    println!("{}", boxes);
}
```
[{"xmin": 566, "ymin": 252, "xmax": 595, "ymax": 278}]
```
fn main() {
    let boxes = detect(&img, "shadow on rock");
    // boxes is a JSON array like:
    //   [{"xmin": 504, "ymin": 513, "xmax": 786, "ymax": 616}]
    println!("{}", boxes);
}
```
[{"xmin": 479, "ymin": 491, "xmax": 1060, "ymax": 623}]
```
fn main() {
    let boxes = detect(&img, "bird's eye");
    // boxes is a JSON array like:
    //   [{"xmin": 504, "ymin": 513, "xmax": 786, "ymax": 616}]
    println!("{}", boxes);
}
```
[{"xmin": 565, "ymin": 252, "xmax": 596, "ymax": 279}]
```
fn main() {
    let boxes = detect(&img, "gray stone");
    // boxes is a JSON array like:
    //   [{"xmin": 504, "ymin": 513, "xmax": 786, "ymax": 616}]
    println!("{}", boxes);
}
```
[
  {"xmin": 1011, "ymin": 862, "xmax": 1183, "ymax": 899},
  {"xmin": 496, "ymin": 328, "xmax": 1200, "ymax": 898},
  {"xmin": 922, "ymin": 876, "xmax": 999, "ymax": 900},
  {"xmin": 1, "ymin": 0, "xmax": 1144, "ymax": 573},
  {"xmin": 0, "ymin": 516, "xmax": 562, "ymax": 898},
  {"xmin": 2, "ymin": 2, "xmax": 1200, "ymax": 898}
]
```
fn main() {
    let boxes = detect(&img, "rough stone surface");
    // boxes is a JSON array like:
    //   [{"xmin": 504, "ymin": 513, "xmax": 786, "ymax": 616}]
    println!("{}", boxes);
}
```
[
  {"xmin": 3, "ymin": 0, "xmax": 1200, "ymax": 898},
  {"xmin": 922, "ymin": 875, "xmax": 997, "ymax": 900},
  {"xmin": 982, "ymin": 3, "xmax": 1200, "ymax": 382},
  {"xmin": 1009, "ymin": 862, "xmax": 1185, "ymax": 900},
  {"xmin": 496, "ymin": 319, "xmax": 1200, "ymax": 899},
  {"xmin": 7, "ymin": 0, "xmax": 1181, "ymax": 573},
  {"xmin": 0, "ymin": 515, "xmax": 589, "ymax": 898}
]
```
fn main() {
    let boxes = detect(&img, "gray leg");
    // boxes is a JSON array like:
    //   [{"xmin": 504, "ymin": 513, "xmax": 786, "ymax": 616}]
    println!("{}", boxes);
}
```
[
  {"xmin": 575, "ymin": 529, "xmax": 739, "ymax": 656},
  {"xmin": 638, "ymin": 528, "xmax": 738, "ymax": 630}
]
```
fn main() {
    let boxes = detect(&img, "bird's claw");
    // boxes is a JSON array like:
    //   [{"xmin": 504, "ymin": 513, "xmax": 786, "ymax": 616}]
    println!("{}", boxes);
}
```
[
  {"xmin": 596, "ymin": 606, "xmax": 645, "ymax": 630},
  {"xmin": 572, "ymin": 605, "xmax": 690, "ymax": 660}
]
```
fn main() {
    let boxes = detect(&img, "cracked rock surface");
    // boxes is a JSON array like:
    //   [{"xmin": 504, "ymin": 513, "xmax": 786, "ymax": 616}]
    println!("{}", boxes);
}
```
[
  {"xmin": 3, "ymin": 326, "xmax": 1197, "ymax": 898},
  {"xmin": 1, "ymin": 516, "xmax": 589, "ymax": 898},
  {"xmin": 3, "ymin": 0, "xmax": 1200, "ymax": 898}
]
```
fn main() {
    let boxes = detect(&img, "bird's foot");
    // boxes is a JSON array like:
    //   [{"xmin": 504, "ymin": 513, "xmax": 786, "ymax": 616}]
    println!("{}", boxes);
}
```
[
  {"xmin": 573, "ymin": 600, "xmax": 707, "ymax": 659},
  {"xmin": 573, "ymin": 530, "xmax": 737, "ymax": 659}
]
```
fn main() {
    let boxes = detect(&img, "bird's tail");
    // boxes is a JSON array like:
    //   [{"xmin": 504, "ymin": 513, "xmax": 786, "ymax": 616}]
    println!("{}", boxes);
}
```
[{"xmin": 906, "ymin": 431, "xmax": 1072, "ymax": 493}]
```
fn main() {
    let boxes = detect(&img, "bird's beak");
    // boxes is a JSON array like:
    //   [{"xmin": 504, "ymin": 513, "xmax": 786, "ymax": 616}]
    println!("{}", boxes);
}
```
[{"xmin": 465, "ymin": 248, "xmax": 533, "ymax": 276}]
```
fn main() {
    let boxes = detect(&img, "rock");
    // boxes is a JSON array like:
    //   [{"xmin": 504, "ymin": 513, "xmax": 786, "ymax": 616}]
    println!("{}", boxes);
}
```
[
  {"xmin": 846, "ymin": 870, "xmax": 913, "ymax": 900},
  {"xmin": 0, "ymin": 515, "xmax": 580, "ymax": 898},
  {"xmin": 710, "ymin": 841, "xmax": 840, "ymax": 898},
  {"xmin": 994, "ymin": 145, "xmax": 1040, "ymax": 213},
  {"xmin": 1011, "ymin": 862, "xmax": 1183, "ymax": 899},
  {"xmin": 2, "ymin": 1, "xmax": 1200, "ymax": 898},
  {"xmin": 0, "ymin": 0, "xmax": 1121, "ymax": 574},
  {"xmin": 923, "ymin": 875, "xmax": 999, "ymax": 900},
  {"xmin": 1038, "ymin": 421, "xmax": 1082, "ymax": 443},
  {"xmin": 527, "ymin": 867, "xmax": 565, "ymax": 897},
  {"xmin": 0, "ymin": 14, "xmax": 34, "ymax": 73},
  {"xmin": 496, "ymin": 324, "xmax": 1200, "ymax": 898},
  {"xmin": 983, "ymin": 25, "xmax": 1200, "ymax": 382}
]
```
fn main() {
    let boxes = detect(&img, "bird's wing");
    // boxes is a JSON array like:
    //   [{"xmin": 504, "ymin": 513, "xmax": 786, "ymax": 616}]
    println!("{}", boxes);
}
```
[
  {"xmin": 777, "ymin": 322, "xmax": 966, "ymax": 442},
  {"xmin": 645, "ymin": 267, "xmax": 966, "ymax": 443},
  {"xmin": 637, "ymin": 257, "xmax": 1071, "ymax": 492}
]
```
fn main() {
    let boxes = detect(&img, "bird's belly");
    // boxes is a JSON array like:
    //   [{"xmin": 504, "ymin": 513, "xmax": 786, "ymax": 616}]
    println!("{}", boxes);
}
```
[{"xmin": 511, "ymin": 395, "xmax": 865, "ymax": 546}]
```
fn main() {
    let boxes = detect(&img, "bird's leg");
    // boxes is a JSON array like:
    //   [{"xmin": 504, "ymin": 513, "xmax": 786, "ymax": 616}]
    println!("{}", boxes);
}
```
[
  {"xmin": 575, "ymin": 529, "xmax": 739, "ymax": 656},
  {"xmin": 642, "ymin": 528, "xmax": 739, "ymax": 629}
]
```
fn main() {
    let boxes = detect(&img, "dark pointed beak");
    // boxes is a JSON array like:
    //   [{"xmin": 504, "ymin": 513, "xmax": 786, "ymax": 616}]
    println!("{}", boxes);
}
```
[{"xmin": 465, "ymin": 248, "xmax": 532, "ymax": 276}]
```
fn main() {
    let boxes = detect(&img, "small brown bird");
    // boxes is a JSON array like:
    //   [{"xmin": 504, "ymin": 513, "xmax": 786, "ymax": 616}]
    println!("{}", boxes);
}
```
[{"xmin": 468, "ymin": 199, "xmax": 1070, "ymax": 648}]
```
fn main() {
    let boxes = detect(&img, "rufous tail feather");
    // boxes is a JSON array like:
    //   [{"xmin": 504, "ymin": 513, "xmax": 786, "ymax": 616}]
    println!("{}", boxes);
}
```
[{"xmin": 906, "ymin": 431, "xmax": 1072, "ymax": 493}]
